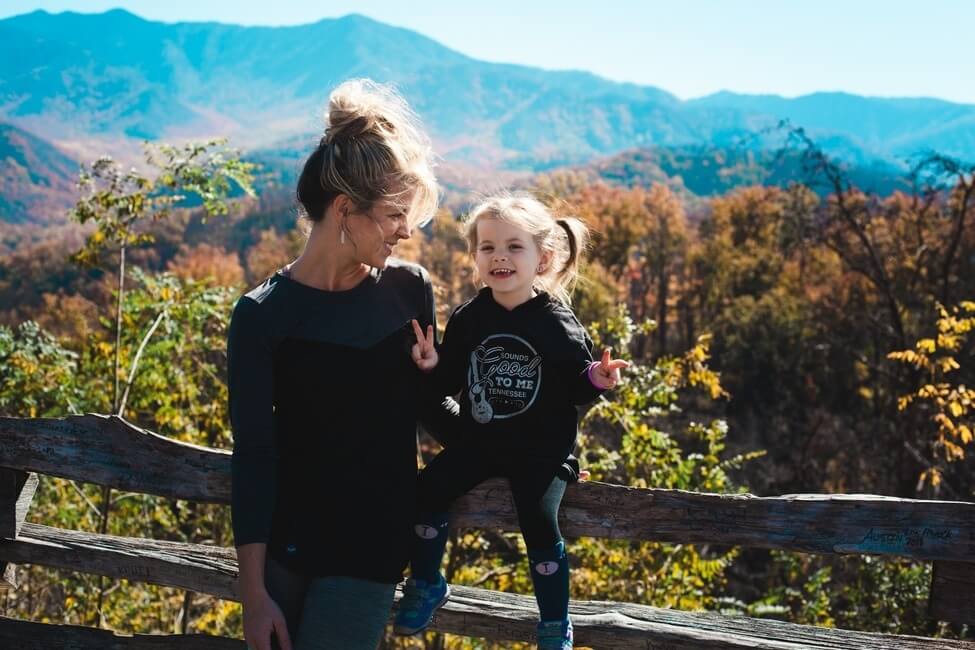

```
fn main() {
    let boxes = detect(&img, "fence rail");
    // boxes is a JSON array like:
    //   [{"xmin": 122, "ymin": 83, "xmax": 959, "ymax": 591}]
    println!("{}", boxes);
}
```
[{"xmin": 1, "ymin": 414, "xmax": 974, "ymax": 648}]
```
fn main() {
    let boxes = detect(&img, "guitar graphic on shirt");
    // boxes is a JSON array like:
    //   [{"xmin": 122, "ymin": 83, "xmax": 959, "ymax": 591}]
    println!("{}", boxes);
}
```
[{"xmin": 469, "ymin": 348, "xmax": 494, "ymax": 423}]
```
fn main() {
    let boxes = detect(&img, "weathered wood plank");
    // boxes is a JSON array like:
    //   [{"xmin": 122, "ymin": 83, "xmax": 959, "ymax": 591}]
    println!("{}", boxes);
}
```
[
  {"xmin": 1, "ymin": 524, "xmax": 971, "ymax": 649},
  {"xmin": 0, "ymin": 523, "xmax": 239, "ymax": 599},
  {"xmin": 432, "ymin": 585, "xmax": 975, "ymax": 649},
  {"xmin": 3, "ymin": 415, "xmax": 975, "ymax": 563},
  {"xmin": 0, "ymin": 468, "xmax": 38, "ymax": 538},
  {"xmin": 0, "ymin": 468, "xmax": 37, "ymax": 592},
  {"xmin": 930, "ymin": 561, "xmax": 975, "ymax": 626},
  {"xmin": 0, "ymin": 615, "xmax": 244, "ymax": 649},
  {"xmin": 0, "ymin": 415, "xmax": 230, "ymax": 504},
  {"xmin": 454, "ymin": 485, "xmax": 975, "ymax": 563}
]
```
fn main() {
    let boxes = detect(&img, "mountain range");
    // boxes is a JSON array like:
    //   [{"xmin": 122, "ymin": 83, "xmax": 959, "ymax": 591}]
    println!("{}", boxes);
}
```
[{"xmin": 1, "ymin": 9, "xmax": 972, "ymax": 223}]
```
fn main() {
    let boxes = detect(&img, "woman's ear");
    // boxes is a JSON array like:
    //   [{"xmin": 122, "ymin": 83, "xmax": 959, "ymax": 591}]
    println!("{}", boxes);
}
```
[{"xmin": 331, "ymin": 193, "xmax": 352, "ymax": 219}]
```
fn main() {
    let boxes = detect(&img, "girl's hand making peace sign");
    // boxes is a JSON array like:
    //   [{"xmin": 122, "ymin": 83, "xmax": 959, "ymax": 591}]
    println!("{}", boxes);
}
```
[
  {"xmin": 411, "ymin": 319, "xmax": 439, "ymax": 372},
  {"xmin": 589, "ymin": 348, "xmax": 629, "ymax": 390}
]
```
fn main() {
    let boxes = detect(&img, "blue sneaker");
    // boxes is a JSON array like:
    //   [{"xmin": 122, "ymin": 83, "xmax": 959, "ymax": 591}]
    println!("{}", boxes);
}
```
[
  {"xmin": 393, "ymin": 575, "xmax": 450, "ymax": 635},
  {"xmin": 537, "ymin": 618, "xmax": 573, "ymax": 649}
]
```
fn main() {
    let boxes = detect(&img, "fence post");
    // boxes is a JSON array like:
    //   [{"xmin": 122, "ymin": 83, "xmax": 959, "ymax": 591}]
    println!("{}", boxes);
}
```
[
  {"xmin": 0, "ymin": 468, "xmax": 39, "ymax": 590},
  {"xmin": 928, "ymin": 560, "xmax": 975, "ymax": 627}
]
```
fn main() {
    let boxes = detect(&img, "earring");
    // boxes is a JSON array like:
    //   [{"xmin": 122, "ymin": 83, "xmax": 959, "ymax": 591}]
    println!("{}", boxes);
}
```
[{"xmin": 340, "ymin": 229, "xmax": 346, "ymax": 244}]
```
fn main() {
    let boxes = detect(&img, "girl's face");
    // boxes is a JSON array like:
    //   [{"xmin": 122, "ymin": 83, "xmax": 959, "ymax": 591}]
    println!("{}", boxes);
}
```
[
  {"xmin": 474, "ymin": 217, "xmax": 550, "ymax": 308},
  {"xmin": 346, "ymin": 200, "xmax": 411, "ymax": 268}
]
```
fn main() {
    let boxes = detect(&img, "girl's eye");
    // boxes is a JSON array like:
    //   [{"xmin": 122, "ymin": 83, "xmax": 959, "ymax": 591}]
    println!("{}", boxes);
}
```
[
  {"xmin": 510, "ymin": 245, "xmax": 522, "ymax": 251},
  {"xmin": 480, "ymin": 246, "xmax": 493, "ymax": 252}
]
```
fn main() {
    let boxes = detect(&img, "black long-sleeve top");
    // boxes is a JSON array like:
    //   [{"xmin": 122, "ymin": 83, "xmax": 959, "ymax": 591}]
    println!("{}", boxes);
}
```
[
  {"xmin": 431, "ymin": 288, "xmax": 603, "ymax": 464},
  {"xmin": 227, "ymin": 259, "xmax": 438, "ymax": 583}
]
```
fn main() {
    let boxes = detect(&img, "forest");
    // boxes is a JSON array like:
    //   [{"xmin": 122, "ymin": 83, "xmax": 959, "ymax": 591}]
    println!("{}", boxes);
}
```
[{"xmin": 0, "ymin": 132, "xmax": 973, "ymax": 647}]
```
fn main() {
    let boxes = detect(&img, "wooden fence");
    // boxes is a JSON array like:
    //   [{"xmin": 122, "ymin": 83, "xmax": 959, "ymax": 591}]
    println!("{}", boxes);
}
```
[{"xmin": 1, "ymin": 413, "xmax": 974, "ymax": 648}]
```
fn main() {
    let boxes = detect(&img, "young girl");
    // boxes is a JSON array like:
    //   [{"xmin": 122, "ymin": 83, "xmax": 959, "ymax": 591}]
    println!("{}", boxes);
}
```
[{"xmin": 396, "ymin": 195, "xmax": 628, "ymax": 649}]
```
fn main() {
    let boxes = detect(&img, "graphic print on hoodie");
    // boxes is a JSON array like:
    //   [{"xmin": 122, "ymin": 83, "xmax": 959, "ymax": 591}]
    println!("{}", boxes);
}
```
[{"xmin": 431, "ymin": 288, "xmax": 603, "ymax": 462}]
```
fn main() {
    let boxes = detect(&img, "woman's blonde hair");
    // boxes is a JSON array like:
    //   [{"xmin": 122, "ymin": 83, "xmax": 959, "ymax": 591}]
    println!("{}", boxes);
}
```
[
  {"xmin": 297, "ymin": 79, "xmax": 439, "ymax": 229},
  {"xmin": 463, "ymin": 194, "xmax": 590, "ymax": 305}
]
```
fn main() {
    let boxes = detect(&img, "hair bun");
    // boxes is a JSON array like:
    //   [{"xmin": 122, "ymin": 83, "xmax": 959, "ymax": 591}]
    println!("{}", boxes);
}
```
[
  {"xmin": 323, "ymin": 79, "xmax": 406, "ymax": 145},
  {"xmin": 297, "ymin": 78, "xmax": 438, "ymax": 229}
]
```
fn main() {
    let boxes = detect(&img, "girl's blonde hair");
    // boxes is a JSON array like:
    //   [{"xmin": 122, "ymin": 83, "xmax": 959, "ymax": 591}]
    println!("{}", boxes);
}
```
[
  {"xmin": 297, "ymin": 79, "xmax": 439, "ymax": 229},
  {"xmin": 463, "ymin": 194, "xmax": 590, "ymax": 305}
]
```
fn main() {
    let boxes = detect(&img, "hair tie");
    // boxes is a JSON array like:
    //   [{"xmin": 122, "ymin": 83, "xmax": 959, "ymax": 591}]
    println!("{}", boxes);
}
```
[{"xmin": 556, "ymin": 219, "xmax": 577, "ymax": 274}]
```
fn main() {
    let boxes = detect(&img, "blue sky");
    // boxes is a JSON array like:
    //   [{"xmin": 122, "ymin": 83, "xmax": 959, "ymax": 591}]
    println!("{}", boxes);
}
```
[{"xmin": 4, "ymin": 1, "xmax": 974, "ymax": 104}]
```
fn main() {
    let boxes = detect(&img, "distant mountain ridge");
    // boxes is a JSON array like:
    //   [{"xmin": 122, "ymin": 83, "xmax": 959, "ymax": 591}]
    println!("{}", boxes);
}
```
[
  {"xmin": 561, "ymin": 144, "xmax": 909, "ymax": 201},
  {"xmin": 0, "ymin": 122, "xmax": 78, "ymax": 224},
  {"xmin": 2, "ymin": 8, "xmax": 973, "ymax": 172}
]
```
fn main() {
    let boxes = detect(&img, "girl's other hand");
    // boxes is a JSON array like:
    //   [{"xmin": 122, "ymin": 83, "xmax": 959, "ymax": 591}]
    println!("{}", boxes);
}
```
[
  {"xmin": 590, "ymin": 348, "xmax": 629, "ymax": 390},
  {"xmin": 411, "ymin": 319, "xmax": 439, "ymax": 372}
]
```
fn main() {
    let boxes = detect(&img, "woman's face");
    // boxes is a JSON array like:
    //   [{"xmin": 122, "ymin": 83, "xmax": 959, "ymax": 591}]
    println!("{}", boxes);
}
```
[{"xmin": 346, "ymin": 200, "xmax": 412, "ymax": 267}]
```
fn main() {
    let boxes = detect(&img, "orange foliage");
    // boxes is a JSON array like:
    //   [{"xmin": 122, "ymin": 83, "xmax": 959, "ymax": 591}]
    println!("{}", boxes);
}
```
[{"xmin": 166, "ymin": 243, "xmax": 244, "ymax": 287}]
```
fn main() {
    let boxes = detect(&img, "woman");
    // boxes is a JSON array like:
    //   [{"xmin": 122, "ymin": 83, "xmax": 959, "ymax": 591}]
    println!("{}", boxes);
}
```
[{"xmin": 228, "ymin": 79, "xmax": 440, "ymax": 650}]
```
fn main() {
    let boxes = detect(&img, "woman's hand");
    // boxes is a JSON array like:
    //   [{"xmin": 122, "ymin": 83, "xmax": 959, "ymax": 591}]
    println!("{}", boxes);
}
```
[
  {"xmin": 411, "ymin": 319, "xmax": 439, "ymax": 372},
  {"xmin": 242, "ymin": 588, "xmax": 292, "ymax": 650},
  {"xmin": 589, "ymin": 348, "xmax": 630, "ymax": 390}
]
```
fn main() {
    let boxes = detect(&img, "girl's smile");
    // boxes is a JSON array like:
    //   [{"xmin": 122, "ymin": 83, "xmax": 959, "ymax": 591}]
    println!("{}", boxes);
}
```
[{"xmin": 474, "ymin": 217, "xmax": 550, "ymax": 310}]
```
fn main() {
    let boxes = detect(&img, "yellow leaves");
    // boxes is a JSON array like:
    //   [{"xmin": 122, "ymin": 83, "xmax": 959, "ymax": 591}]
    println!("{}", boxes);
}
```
[
  {"xmin": 939, "ymin": 357, "xmax": 961, "ymax": 373},
  {"xmin": 917, "ymin": 338, "xmax": 936, "ymax": 353},
  {"xmin": 920, "ymin": 468, "xmax": 942, "ymax": 488},
  {"xmin": 892, "ymin": 301, "xmax": 975, "ymax": 481},
  {"xmin": 917, "ymin": 384, "xmax": 940, "ymax": 399},
  {"xmin": 193, "ymin": 600, "xmax": 241, "ymax": 636},
  {"xmin": 937, "ymin": 333, "xmax": 960, "ymax": 351},
  {"xmin": 944, "ymin": 439, "xmax": 965, "ymax": 461},
  {"xmin": 8, "ymin": 355, "xmax": 40, "ymax": 377},
  {"xmin": 886, "ymin": 349, "xmax": 926, "ymax": 369},
  {"xmin": 949, "ymin": 401, "xmax": 964, "ymax": 418},
  {"xmin": 934, "ymin": 412, "xmax": 955, "ymax": 431}
]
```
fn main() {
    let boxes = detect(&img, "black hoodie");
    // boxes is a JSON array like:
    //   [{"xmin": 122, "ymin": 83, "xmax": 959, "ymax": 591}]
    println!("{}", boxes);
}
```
[{"xmin": 432, "ymin": 288, "xmax": 603, "ymax": 464}]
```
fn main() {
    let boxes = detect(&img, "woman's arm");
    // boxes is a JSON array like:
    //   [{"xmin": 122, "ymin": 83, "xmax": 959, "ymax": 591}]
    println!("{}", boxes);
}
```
[
  {"xmin": 414, "ymin": 271, "xmax": 464, "ymax": 446},
  {"xmin": 228, "ymin": 296, "xmax": 289, "ymax": 650},
  {"xmin": 237, "ymin": 543, "xmax": 292, "ymax": 650},
  {"xmin": 228, "ymin": 297, "xmax": 277, "ymax": 547}
]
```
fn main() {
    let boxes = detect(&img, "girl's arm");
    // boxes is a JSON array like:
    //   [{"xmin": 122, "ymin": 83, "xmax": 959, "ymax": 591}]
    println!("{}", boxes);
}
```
[
  {"xmin": 566, "ymin": 321, "xmax": 628, "ymax": 404},
  {"xmin": 587, "ymin": 348, "xmax": 629, "ymax": 390}
]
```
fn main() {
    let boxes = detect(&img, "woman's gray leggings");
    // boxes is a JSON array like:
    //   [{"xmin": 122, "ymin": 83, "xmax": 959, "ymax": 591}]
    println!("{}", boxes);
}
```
[{"xmin": 261, "ymin": 555, "xmax": 396, "ymax": 650}]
